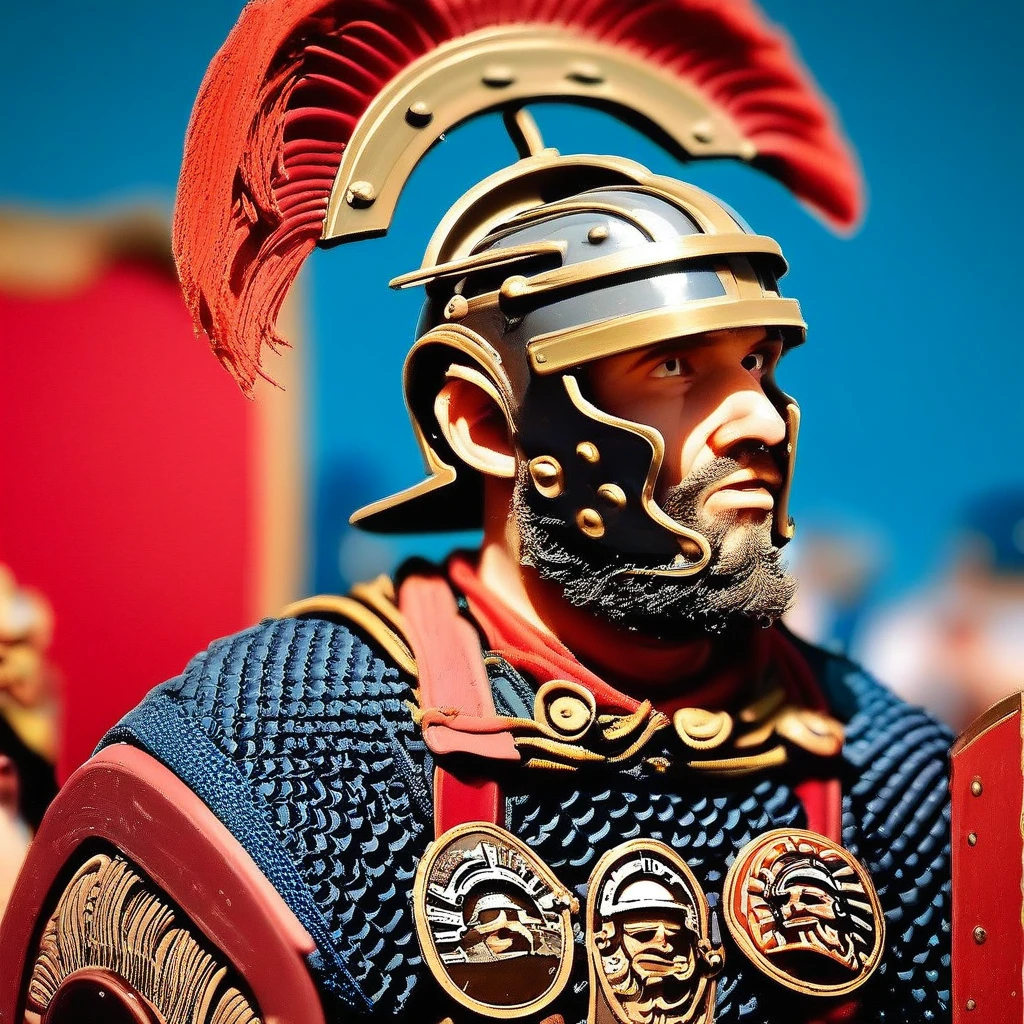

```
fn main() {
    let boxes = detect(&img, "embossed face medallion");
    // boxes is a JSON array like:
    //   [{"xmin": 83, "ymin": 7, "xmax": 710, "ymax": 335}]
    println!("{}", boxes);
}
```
[
  {"xmin": 723, "ymin": 828, "xmax": 884, "ymax": 996},
  {"xmin": 586, "ymin": 840, "xmax": 723, "ymax": 1024},
  {"xmin": 414, "ymin": 823, "xmax": 577, "ymax": 1017}
]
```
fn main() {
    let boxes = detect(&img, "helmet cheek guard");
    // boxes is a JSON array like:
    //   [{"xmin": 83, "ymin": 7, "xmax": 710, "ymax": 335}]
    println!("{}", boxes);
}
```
[
  {"xmin": 762, "ymin": 375, "xmax": 801, "ymax": 550},
  {"xmin": 516, "ymin": 372, "xmax": 713, "ymax": 576}
]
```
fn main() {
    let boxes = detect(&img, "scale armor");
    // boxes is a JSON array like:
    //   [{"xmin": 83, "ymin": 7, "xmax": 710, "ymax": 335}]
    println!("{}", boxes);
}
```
[{"xmin": 100, "ymin": 608, "xmax": 951, "ymax": 1022}]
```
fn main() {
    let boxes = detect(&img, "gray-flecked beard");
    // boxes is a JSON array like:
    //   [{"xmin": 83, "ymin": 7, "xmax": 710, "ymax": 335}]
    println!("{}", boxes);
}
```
[{"xmin": 514, "ymin": 458, "xmax": 796, "ymax": 639}]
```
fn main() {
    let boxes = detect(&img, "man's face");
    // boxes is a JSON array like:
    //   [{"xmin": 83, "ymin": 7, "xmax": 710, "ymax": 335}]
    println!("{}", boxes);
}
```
[
  {"xmin": 619, "ymin": 911, "xmax": 696, "ymax": 983},
  {"xmin": 773, "ymin": 883, "xmax": 839, "ymax": 929},
  {"xmin": 588, "ymin": 325, "xmax": 786, "ymax": 532},
  {"xmin": 514, "ymin": 326, "xmax": 796, "ymax": 636}
]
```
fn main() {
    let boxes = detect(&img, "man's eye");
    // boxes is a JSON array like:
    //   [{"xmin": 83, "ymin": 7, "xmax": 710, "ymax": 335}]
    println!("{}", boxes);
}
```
[
  {"xmin": 651, "ymin": 357, "xmax": 684, "ymax": 378},
  {"xmin": 741, "ymin": 352, "xmax": 766, "ymax": 373}
]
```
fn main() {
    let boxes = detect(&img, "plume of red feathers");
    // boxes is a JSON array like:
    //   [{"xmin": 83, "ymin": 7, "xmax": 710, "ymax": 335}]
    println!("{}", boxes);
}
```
[{"xmin": 173, "ymin": 0, "xmax": 862, "ymax": 393}]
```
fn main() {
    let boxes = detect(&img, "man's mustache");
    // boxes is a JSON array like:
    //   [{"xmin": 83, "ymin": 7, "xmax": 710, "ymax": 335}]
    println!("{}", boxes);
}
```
[{"xmin": 658, "ymin": 445, "xmax": 782, "ymax": 522}]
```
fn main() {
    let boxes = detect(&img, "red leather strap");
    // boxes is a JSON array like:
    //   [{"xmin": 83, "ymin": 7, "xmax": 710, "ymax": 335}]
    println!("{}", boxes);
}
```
[
  {"xmin": 432, "ymin": 766, "xmax": 504, "ymax": 838},
  {"xmin": 398, "ymin": 574, "xmax": 513, "ymax": 837},
  {"xmin": 795, "ymin": 777, "xmax": 843, "ymax": 844}
]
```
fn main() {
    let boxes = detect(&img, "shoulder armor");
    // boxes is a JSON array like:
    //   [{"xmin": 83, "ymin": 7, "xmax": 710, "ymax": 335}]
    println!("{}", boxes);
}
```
[
  {"xmin": 281, "ymin": 574, "xmax": 417, "ymax": 678},
  {"xmin": 0, "ymin": 745, "xmax": 324, "ymax": 1024}
]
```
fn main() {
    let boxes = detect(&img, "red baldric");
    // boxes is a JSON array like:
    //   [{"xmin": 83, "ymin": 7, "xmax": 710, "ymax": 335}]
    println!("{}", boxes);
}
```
[{"xmin": 398, "ymin": 574, "xmax": 517, "ymax": 837}]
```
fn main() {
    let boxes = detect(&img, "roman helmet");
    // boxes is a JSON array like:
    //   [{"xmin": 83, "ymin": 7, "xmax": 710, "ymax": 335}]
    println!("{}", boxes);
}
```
[{"xmin": 173, "ymin": 0, "xmax": 862, "ymax": 575}]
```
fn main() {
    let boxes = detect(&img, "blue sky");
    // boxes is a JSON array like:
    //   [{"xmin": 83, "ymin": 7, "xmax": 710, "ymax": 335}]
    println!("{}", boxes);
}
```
[{"xmin": 3, "ymin": 0, "xmax": 1021, "ymax": 599}]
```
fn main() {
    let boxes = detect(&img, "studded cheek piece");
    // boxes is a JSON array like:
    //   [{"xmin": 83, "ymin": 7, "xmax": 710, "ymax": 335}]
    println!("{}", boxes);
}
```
[{"xmin": 354, "ymin": 163, "xmax": 806, "ymax": 577}]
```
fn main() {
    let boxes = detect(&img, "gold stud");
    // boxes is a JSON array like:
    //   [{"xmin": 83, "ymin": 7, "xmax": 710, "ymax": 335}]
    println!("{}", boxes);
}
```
[
  {"xmin": 576, "ymin": 508, "xmax": 605, "ymax": 538},
  {"xmin": 444, "ymin": 294, "xmax": 469, "ymax": 321},
  {"xmin": 966, "ymin": 999, "xmax": 977, "ymax": 1011},
  {"xmin": 567, "ymin": 61, "xmax": 604, "ymax": 85},
  {"xmin": 405, "ymin": 102, "xmax": 433, "ymax": 127},
  {"xmin": 482, "ymin": 65, "xmax": 515, "ymax": 87},
  {"xmin": 973, "ymin": 927, "xmax": 987, "ymax": 945},
  {"xmin": 597, "ymin": 483, "xmax": 626, "ymax": 509},
  {"xmin": 971, "ymin": 778, "xmax": 983, "ymax": 797},
  {"xmin": 345, "ymin": 180, "xmax": 376, "ymax": 208},
  {"xmin": 968, "ymin": 832, "xmax": 977, "ymax": 846},
  {"xmin": 587, "ymin": 224, "xmax": 609, "ymax": 244},
  {"xmin": 501, "ymin": 275, "xmax": 528, "ymax": 300},
  {"xmin": 576, "ymin": 441, "xmax": 600, "ymax": 463},
  {"xmin": 691, "ymin": 120, "xmax": 715, "ymax": 145},
  {"xmin": 674, "ymin": 708, "xmax": 733, "ymax": 751},
  {"xmin": 534, "ymin": 680, "xmax": 596, "ymax": 742},
  {"xmin": 529, "ymin": 456, "xmax": 564, "ymax": 498}
]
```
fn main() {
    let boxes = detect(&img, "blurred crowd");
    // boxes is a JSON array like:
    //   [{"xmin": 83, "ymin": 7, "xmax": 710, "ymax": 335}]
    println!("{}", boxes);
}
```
[{"xmin": 786, "ymin": 488, "xmax": 1024, "ymax": 732}]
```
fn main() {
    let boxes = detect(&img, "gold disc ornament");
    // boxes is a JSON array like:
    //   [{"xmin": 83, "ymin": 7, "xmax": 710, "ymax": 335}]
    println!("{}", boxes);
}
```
[
  {"xmin": 722, "ymin": 829, "xmax": 885, "ymax": 997},
  {"xmin": 586, "ymin": 840, "xmax": 724, "ymax": 1024},
  {"xmin": 413, "ymin": 822, "xmax": 578, "ymax": 1017}
]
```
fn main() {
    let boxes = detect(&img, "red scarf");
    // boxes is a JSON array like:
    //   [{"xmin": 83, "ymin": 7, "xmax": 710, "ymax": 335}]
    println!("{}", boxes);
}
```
[
  {"xmin": 445, "ymin": 555, "xmax": 839, "ymax": 841},
  {"xmin": 448, "ymin": 555, "xmax": 827, "ymax": 716}
]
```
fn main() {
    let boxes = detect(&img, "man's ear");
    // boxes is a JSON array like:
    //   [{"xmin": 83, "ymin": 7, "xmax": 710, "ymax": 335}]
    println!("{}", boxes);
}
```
[{"xmin": 434, "ymin": 365, "xmax": 517, "ymax": 479}]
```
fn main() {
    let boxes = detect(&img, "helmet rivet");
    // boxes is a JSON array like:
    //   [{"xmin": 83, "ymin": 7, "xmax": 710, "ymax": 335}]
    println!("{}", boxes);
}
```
[
  {"xmin": 576, "ymin": 508, "xmax": 605, "ymax": 538},
  {"xmin": 576, "ymin": 441, "xmax": 600, "ymax": 463},
  {"xmin": 345, "ymin": 180, "xmax": 376, "ymax": 208},
  {"xmin": 444, "ymin": 294, "xmax": 469, "ymax": 320},
  {"xmin": 597, "ymin": 483, "xmax": 626, "ymax": 509},
  {"xmin": 501, "ymin": 275, "xmax": 529, "ymax": 299},
  {"xmin": 567, "ymin": 61, "xmax": 604, "ymax": 85},
  {"xmin": 482, "ymin": 65, "xmax": 515, "ymax": 88},
  {"xmin": 587, "ymin": 224, "xmax": 609, "ymax": 244},
  {"xmin": 691, "ymin": 120, "xmax": 715, "ymax": 145},
  {"xmin": 528, "ymin": 456, "xmax": 564, "ymax": 498},
  {"xmin": 405, "ymin": 102, "xmax": 433, "ymax": 128}
]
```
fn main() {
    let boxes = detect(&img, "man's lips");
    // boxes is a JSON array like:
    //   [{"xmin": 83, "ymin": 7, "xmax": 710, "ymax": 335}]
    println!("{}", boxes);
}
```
[{"xmin": 704, "ymin": 467, "xmax": 781, "ymax": 512}]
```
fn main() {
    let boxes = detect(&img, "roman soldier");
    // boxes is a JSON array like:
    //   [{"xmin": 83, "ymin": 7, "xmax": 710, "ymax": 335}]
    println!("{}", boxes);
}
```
[{"xmin": 6, "ymin": 0, "xmax": 998, "ymax": 1021}]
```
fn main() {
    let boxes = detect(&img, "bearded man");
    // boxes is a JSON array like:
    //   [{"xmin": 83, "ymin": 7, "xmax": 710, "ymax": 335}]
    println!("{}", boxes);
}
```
[{"xmin": 0, "ymin": 1, "xmax": 955, "ymax": 1023}]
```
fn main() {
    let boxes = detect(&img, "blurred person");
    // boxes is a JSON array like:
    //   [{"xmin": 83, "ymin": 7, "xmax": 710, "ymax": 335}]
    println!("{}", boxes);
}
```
[
  {"xmin": 856, "ymin": 488, "xmax": 1024, "ymax": 730},
  {"xmin": 0, "ymin": 566, "xmax": 58, "ymax": 917},
  {"xmin": 784, "ymin": 527, "xmax": 885, "ymax": 655}
]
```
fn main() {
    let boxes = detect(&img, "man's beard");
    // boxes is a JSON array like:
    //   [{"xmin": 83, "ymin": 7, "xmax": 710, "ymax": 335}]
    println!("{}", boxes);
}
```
[{"xmin": 514, "ymin": 457, "xmax": 796, "ymax": 639}]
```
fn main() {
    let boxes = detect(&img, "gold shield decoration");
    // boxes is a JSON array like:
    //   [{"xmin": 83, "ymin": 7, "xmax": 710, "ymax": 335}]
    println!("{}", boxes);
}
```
[
  {"xmin": 722, "ymin": 828, "xmax": 884, "ymax": 996},
  {"xmin": 413, "ymin": 822, "xmax": 577, "ymax": 1017},
  {"xmin": 586, "ymin": 840, "xmax": 723, "ymax": 1024}
]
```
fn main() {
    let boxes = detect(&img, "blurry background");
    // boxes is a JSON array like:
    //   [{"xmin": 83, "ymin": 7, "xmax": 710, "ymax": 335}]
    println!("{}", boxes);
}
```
[{"xmin": 1, "ymin": 0, "xmax": 1022, "ymax": 791}]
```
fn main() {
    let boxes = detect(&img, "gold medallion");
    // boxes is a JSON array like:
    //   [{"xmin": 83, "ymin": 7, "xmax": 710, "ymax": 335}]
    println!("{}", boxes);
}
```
[
  {"xmin": 586, "ymin": 840, "xmax": 723, "ymax": 1024},
  {"xmin": 413, "ymin": 822, "xmax": 578, "ymax": 1018},
  {"xmin": 723, "ymin": 828, "xmax": 884, "ymax": 997}
]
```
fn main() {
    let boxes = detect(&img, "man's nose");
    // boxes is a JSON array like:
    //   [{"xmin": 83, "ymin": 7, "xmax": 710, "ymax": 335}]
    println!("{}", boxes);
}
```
[{"xmin": 705, "ymin": 387, "xmax": 786, "ymax": 456}]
